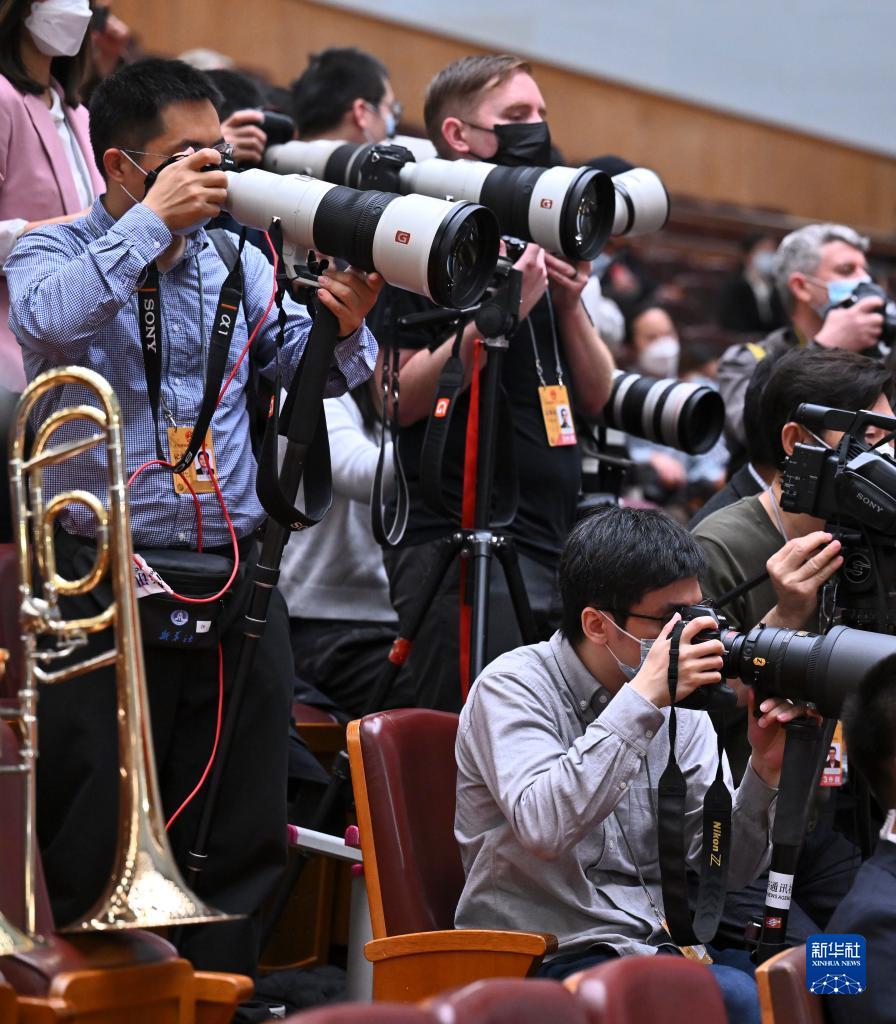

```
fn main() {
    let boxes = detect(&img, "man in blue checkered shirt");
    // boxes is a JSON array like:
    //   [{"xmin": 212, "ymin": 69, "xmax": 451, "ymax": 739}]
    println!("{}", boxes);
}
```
[{"xmin": 5, "ymin": 57, "xmax": 381, "ymax": 994}]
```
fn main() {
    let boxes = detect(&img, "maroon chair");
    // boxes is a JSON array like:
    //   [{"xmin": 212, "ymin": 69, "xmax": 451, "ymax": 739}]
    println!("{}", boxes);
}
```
[
  {"xmin": 347, "ymin": 710, "xmax": 555, "ymax": 1002},
  {"xmin": 427, "ymin": 977, "xmax": 590, "ymax": 1024},
  {"xmin": 755, "ymin": 945, "xmax": 829, "ymax": 1024},
  {"xmin": 565, "ymin": 955, "xmax": 727, "ymax": 1024}
]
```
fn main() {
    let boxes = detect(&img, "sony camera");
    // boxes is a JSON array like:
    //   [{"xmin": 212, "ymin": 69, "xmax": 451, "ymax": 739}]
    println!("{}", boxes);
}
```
[
  {"xmin": 674, "ymin": 602, "xmax": 896, "ymax": 719},
  {"xmin": 781, "ymin": 403, "xmax": 896, "ymax": 631}
]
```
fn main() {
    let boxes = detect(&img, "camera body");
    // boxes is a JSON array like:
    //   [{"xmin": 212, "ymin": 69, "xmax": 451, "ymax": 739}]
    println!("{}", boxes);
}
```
[
  {"xmin": 670, "ymin": 604, "xmax": 738, "ymax": 711},
  {"xmin": 831, "ymin": 281, "xmax": 896, "ymax": 346},
  {"xmin": 781, "ymin": 404, "xmax": 896, "ymax": 632}
]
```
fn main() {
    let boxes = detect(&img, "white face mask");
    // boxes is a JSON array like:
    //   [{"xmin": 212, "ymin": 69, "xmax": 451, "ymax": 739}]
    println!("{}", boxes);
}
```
[
  {"xmin": 25, "ymin": 0, "xmax": 92, "ymax": 58},
  {"xmin": 602, "ymin": 615, "xmax": 653, "ymax": 682},
  {"xmin": 638, "ymin": 335, "xmax": 680, "ymax": 379}
]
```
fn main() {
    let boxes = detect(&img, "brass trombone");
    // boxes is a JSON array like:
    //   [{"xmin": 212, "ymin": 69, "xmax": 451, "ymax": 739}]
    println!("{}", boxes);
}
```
[{"xmin": 5, "ymin": 366, "xmax": 235, "ymax": 937}]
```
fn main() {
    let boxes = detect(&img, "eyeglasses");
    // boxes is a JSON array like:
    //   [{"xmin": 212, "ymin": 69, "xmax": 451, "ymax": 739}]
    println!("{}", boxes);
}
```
[
  {"xmin": 602, "ymin": 603, "xmax": 713, "ymax": 625},
  {"xmin": 118, "ymin": 141, "xmax": 234, "ymax": 162},
  {"xmin": 365, "ymin": 99, "xmax": 403, "ymax": 124}
]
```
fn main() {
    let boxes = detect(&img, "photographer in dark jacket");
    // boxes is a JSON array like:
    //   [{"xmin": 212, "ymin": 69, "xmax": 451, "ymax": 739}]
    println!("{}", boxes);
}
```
[{"xmin": 370, "ymin": 54, "xmax": 615, "ymax": 711}]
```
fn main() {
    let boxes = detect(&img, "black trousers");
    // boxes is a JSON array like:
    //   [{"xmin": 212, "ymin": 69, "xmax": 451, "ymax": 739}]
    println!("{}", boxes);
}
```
[
  {"xmin": 36, "ymin": 539, "xmax": 293, "ymax": 977},
  {"xmin": 382, "ymin": 537, "xmax": 560, "ymax": 712},
  {"xmin": 289, "ymin": 618, "xmax": 414, "ymax": 719}
]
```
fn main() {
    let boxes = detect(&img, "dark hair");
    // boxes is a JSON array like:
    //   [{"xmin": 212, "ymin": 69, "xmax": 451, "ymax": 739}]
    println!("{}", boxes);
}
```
[
  {"xmin": 624, "ymin": 301, "xmax": 673, "ymax": 346},
  {"xmin": 760, "ymin": 348, "xmax": 893, "ymax": 470},
  {"xmin": 742, "ymin": 354, "xmax": 776, "ymax": 468},
  {"xmin": 842, "ymin": 676, "xmax": 896, "ymax": 806},
  {"xmin": 0, "ymin": 0, "xmax": 91, "ymax": 107},
  {"xmin": 88, "ymin": 58, "xmax": 222, "ymax": 179},
  {"xmin": 423, "ymin": 55, "xmax": 531, "ymax": 158},
  {"xmin": 291, "ymin": 47, "xmax": 387, "ymax": 138},
  {"xmin": 205, "ymin": 68, "xmax": 264, "ymax": 120},
  {"xmin": 559, "ymin": 505, "xmax": 706, "ymax": 642}
]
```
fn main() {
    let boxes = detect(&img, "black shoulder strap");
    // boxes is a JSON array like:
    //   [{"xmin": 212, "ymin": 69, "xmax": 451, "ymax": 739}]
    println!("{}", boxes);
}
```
[{"xmin": 657, "ymin": 623, "xmax": 732, "ymax": 946}]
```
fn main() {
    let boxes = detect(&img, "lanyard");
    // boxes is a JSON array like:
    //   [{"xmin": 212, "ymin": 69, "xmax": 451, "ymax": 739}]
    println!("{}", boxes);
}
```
[
  {"xmin": 137, "ymin": 236, "xmax": 245, "ymax": 474},
  {"xmin": 526, "ymin": 291, "xmax": 564, "ymax": 388}
]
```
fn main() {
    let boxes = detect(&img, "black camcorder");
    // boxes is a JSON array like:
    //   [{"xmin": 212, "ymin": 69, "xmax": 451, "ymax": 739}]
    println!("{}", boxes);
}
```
[
  {"xmin": 673, "ymin": 603, "xmax": 896, "ymax": 719},
  {"xmin": 781, "ymin": 403, "xmax": 896, "ymax": 631}
]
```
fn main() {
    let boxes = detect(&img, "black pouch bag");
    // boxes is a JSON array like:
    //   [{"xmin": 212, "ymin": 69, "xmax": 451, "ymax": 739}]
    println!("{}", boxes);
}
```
[
  {"xmin": 132, "ymin": 548, "xmax": 249, "ymax": 650},
  {"xmin": 59, "ymin": 529, "xmax": 251, "ymax": 652}
]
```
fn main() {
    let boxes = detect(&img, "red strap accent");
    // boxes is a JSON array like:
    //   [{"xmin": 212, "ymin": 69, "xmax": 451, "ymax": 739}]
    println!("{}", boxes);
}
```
[{"xmin": 458, "ymin": 339, "xmax": 483, "ymax": 702}]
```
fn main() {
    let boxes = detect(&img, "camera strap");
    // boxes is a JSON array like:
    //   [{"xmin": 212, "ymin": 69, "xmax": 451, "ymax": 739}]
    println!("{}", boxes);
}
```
[
  {"xmin": 255, "ymin": 221, "xmax": 333, "ymax": 530},
  {"xmin": 370, "ymin": 293, "xmax": 409, "ymax": 546},
  {"xmin": 420, "ymin": 324, "xmax": 517, "ymax": 526},
  {"xmin": 657, "ymin": 622, "xmax": 732, "ymax": 945},
  {"xmin": 137, "ymin": 230, "xmax": 245, "ymax": 473}
]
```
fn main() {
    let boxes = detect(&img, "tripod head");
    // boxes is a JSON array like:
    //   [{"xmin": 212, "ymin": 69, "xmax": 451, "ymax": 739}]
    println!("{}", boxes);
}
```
[{"xmin": 395, "ymin": 257, "xmax": 522, "ymax": 344}]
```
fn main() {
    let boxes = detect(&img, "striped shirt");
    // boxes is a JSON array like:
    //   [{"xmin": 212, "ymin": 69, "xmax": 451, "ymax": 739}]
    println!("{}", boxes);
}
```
[{"xmin": 5, "ymin": 197, "xmax": 377, "ymax": 548}]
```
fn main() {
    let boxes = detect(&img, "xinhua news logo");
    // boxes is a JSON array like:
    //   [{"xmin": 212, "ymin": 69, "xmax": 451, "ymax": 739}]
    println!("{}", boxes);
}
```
[{"xmin": 805, "ymin": 934, "xmax": 866, "ymax": 996}]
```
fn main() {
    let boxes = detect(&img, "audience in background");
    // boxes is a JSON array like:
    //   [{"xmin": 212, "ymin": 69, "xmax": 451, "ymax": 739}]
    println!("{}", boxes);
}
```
[
  {"xmin": 291, "ymin": 46, "xmax": 399, "ymax": 143},
  {"xmin": 0, "ymin": 0, "xmax": 104, "ymax": 391},
  {"xmin": 717, "ymin": 232, "xmax": 787, "ymax": 334}
]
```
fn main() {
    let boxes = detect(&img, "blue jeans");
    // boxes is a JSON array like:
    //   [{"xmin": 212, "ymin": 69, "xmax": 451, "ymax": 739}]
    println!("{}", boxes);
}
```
[{"xmin": 539, "ymin": 944, "xmax": 759, "ymax": 1024}]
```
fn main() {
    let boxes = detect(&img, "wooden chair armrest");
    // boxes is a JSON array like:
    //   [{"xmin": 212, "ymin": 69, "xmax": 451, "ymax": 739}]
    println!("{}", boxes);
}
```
[
  {"xmin": 364, "ymin": 930, "xmax": 558, "ymax": 1002},
  {"xmin": 16, "ymin": 996, "xmax": 77, "ymax": 1022},
  {"xmin": 193, "ymin": 971, "xmax": 254, "ymax": 1024},
  {"xmin": 366, "ymin": 929, "xmax": 555, "ymax": 960}
]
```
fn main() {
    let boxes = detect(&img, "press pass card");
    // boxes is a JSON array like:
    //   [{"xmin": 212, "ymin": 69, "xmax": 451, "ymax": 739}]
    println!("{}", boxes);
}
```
[
  {"xmin": 538, "ymin": 385, "xmax": 577, "ymax": 447},
  {"xmin": 167, "ymin": 426, "xmax": 217, "ymax": 494},
  {"xmin": 820, "ymin": 721, "xmax": 847, "ymax": 787}
]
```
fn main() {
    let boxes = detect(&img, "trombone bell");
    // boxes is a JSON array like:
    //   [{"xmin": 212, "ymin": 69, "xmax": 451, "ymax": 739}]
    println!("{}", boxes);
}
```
[{"xmin": 10, "ymin": 367, "xmax": 238, "ymax": 935}]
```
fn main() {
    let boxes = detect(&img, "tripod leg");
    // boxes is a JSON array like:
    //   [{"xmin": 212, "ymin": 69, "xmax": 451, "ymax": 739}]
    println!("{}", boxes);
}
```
[
  {"xmin": 366, "ymin": 533, "xmax": 464, "ymax": 714},
  {"xmin": 492, "ymin": 537, "xmax": 539, "ymax": 645},
  {"xmin": 754, "ymin": 715, "xmax": 830, "ymax": 965}
]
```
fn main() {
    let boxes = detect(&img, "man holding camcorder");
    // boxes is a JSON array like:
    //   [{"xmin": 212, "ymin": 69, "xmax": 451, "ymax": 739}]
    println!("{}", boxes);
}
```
[
  {"xmin": 375, "ymin": 54, "xmax": 615, "ymax": 712},
  {"xmin": 5, "ymin": 57, "xmax": 381, "ymax": 985},
  {"xmin": 694, "ymin": 346, "xmax": 895, "ymax": 944},
  {"xmin": 455, "ymin": 505, "xmax": 800, "ymax": 1024}
]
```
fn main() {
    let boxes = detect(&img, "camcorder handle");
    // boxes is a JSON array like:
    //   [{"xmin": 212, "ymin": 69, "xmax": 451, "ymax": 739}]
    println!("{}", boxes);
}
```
[{"xmin": 657, "ymin": 622, "xmax": 733, "ymax": 946}]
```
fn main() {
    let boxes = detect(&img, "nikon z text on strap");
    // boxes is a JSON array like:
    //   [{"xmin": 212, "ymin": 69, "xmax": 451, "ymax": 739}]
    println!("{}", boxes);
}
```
[
  {"xmin": 657, "ymin": 621, "xmax": 732, "ymax": 945},
  {"xmin": 137, "ymin": 231, "xmax": 245, "ymax": 473}
]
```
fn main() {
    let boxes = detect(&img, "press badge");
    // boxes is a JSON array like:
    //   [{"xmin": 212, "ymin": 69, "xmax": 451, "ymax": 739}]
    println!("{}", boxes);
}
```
[
  {"xmin": 538, "ymin": 384, "xmax": 577, "ymax": 447},
  {"xmin": 167, "ymin": 426, "xmax": 218, "ymax": 494},
  {"xmin": 820, "ymin": 721, "xmax": 846, "ymax": 788}
]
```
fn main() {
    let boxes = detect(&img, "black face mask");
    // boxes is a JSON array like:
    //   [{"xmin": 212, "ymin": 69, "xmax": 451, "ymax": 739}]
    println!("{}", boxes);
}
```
[{"xmin": 490, "ymin": 121, "xmax": 553, "ymax": 167}]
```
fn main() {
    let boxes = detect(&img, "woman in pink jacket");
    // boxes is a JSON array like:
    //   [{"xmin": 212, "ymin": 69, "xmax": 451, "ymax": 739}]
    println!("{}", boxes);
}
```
[{"xmin": 0, "ymin": 0, "xmax": 104, "ymax": 391}]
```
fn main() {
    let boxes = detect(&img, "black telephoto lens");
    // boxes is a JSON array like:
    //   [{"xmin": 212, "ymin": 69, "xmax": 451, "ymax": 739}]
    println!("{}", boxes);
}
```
[{"xmin": 723, "ymin": 623, "xmax": 896, "ymax": 719}]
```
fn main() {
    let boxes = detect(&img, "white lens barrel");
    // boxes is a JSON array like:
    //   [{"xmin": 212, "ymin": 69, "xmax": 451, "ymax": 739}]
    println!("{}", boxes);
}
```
[
  {"xmin": 611, "ymin": 168, "xmax": 670, "ymax": 237},
  {"xmin": 526, "ymin": 165, "xmax": 585, "ymax": 254},
  {"xmin": 224, "ymin": 168, "xmax": 336, "ymax": 250},
  {"xmin": 398, "ymin": 158, "xmax": 493, "ymax": 203},
  {"xmin": 265, "ymin": 140, "xmax": 359, "ymax": 181},
  {"xmin": 370, "ymin": 193, "xmax": 449, "ymax": 302}
]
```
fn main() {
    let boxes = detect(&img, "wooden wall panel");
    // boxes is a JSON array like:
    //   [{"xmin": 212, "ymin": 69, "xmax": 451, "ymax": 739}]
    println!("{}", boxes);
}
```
[{"xmin": 110, "ymin": 0, "xmax": 896, "ymax": 235}]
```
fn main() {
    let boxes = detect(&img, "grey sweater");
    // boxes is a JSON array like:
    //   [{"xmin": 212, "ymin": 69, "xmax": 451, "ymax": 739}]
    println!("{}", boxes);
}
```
[{"xmin": 279, "ymin": 392, "xmax": 396, "ymax": 623}]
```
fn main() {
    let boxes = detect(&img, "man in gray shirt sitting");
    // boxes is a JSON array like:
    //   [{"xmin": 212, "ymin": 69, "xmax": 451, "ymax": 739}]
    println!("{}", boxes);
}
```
[{"xmin": 455, "ymin": 506, "xmax": 801, "ymax": 1024}]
